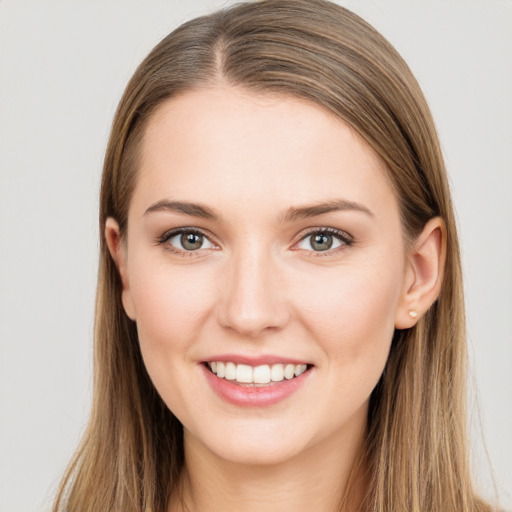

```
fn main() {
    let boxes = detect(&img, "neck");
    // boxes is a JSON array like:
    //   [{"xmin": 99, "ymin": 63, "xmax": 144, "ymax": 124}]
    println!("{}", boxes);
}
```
[{"xmin": 168, "ymin": 421, "xmax": 367, "ymax": 512}]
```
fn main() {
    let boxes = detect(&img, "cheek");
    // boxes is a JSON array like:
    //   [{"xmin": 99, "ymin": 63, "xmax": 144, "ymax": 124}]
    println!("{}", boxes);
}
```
[
  {"xmin": 127, "ymin": 259, "xmax": 216, "ymax": 394},
  {"xmin": 292, "ymin": 256, "xmax": 404, "ymax": 366},
  {"xmin": 127, "ymin": 262, "xmax": 218, "ymax": 421}
]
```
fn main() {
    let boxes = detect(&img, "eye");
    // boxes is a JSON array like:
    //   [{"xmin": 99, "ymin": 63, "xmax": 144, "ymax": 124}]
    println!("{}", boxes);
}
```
[
  {"xmin": 160, "ymin": 228, "xmax": 217, "ymax": 252},
  {"xmin": 295, "ymin": 228, "xmax": 352, "ymax": 253}
]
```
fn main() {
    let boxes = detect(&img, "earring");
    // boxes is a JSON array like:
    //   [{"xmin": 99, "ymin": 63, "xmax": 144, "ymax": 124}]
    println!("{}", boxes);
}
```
[{"xmin": 408, "ymin": 310, "xmax": 419, "ymax": 319}]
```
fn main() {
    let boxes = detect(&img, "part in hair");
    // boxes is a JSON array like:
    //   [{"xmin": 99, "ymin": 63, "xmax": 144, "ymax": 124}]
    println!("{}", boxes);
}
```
[{"xmin": 53, "ymin": 1, "xmax": 492, "ymax": 511}]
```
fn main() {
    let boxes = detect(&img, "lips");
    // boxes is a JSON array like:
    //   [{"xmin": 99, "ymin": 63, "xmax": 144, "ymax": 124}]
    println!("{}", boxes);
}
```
[{"xmin": 201, "ymin": 356, "xmax": 312, "ymax": 407}]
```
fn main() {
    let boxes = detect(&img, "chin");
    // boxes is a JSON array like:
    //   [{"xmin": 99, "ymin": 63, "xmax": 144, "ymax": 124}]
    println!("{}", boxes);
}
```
[
  {"xmin": 213, "ymin": 441, "xmax": 307, "ymax": 467},
  {"xmin": 186, "ymin": 421, "xmax": 313, "ymax": 467}
]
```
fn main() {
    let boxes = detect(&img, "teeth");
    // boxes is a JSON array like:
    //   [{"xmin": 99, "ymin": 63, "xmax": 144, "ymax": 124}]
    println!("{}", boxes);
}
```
[
  {"xmin": 225, "ymin": 362, "xmax": 236, "ymax": 380},
  {"xmin": 236, "ymin": 364, "xmax": 253, "ymax": 383},
  {"xmin": 284, "ymin": 364, "xmax": 295, "ymax": 380},
  {"xmin": 294, "ymin": 364, "xmax": 307, "ymax": 376},
  {"xmin": 271, "ymin": 364, "xmax": 284, "ymax": 382},
  {"xmin": 253, "ymin": 365, "xmax": 271, "ymax": 384},
  {"xmin": 207, "ymin": 361, "xmax": 308, "ymax": 384}
]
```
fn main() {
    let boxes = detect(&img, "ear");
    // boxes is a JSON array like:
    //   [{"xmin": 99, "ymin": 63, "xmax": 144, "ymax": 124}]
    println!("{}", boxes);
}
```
[
  {"xmin": 395, "ymin": 217, "xmax": 446, "ymax": 329},
  {"xmin": 104, "ymin": 217, "xmax": 136, "ymax": 320}
]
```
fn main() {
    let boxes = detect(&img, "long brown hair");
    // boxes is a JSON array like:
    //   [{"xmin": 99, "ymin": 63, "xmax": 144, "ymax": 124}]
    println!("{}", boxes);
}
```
[{"xmin": 53, "ymin": 1, "xmax": 492, "ymax": 510}]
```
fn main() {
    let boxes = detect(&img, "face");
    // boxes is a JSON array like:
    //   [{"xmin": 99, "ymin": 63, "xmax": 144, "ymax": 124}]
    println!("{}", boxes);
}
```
[{"xmin": 112, "ymin": 86, "xmax": 412, "ymax": 466}]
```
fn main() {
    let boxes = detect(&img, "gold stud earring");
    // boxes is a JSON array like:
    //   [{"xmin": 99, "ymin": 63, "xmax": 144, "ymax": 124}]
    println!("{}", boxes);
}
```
[{"xmin": 408, "ymin": 310, "xmax": 419, "ymax": 319}]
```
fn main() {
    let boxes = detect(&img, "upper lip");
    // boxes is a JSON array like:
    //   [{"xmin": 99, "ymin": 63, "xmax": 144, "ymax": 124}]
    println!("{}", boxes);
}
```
[{"xmin": 202, "ymin": 354, "xmax": 311, "ymax": 366}]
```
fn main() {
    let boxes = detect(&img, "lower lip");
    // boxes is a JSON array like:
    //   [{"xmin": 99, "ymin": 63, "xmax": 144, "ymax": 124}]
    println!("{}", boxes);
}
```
[{"xmin": 201, "ymin": 364, "xmax": 311, "ymax": 407}]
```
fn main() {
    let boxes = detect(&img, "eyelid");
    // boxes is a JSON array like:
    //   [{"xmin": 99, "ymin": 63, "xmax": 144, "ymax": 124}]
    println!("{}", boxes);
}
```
[
  {"xmin": 292, "ymin": 227, "xmax": 354, "ymax": 254},
  {"xmin": 156, "ymin": 227, "xmax": 219, "ymax": 255},
  {"xmin": 155, "ymin": 226, "xmax": 353, "ymax": 257}
]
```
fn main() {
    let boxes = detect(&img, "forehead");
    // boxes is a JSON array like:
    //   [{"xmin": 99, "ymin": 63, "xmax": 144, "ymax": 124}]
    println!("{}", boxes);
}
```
[{"xmin": 132, "ymin": 86, "xmax": 398, "ymax": 222}]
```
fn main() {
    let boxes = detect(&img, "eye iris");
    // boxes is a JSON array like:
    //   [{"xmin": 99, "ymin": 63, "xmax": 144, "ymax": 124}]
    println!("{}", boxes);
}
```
[
  {"xmin": 181, "ymin": 232, "xmax": 203, "ymax": 250},
  {"xmin": 310, "ymin": 233, "xmax": 333, "ymax": 251}
]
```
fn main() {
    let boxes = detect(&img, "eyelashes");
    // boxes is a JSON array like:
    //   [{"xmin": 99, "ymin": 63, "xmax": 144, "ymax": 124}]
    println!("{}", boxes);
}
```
[
  {"xmin": 295, "ymin": 227, "xmax": 353, "ymax": 254},
  {"xmin": 156, "ymin": 226, "xmax": 354, "ymax": 258},
  {"xmin": 163, "ymin": 228, "xmax": 217, "ymax": 252},
  {"xmin": 156, "ymin": 227, "xmax": 218, "ymax": 257}
]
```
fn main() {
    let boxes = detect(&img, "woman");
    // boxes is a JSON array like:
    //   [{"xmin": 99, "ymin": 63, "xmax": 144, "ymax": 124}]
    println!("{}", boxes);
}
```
[{"xmin": 52, "ymin": 0, "xmax": 495, "ymax": 511}]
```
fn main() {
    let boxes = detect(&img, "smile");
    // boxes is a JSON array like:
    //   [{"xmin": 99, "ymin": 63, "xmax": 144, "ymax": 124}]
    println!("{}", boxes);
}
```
[{"xmin": 207, "ymin": 361, "xmax": 308, "ymax": 386}]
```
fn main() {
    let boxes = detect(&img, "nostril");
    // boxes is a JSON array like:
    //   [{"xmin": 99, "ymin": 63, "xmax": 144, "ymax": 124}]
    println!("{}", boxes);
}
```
[{"xmin": 215, "ymin": 259, "xmax": 291, "ymax": 336}]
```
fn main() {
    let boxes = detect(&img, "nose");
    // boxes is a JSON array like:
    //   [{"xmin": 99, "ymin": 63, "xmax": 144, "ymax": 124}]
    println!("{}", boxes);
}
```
[{"xmin": 216, "ymin": 244, "xmax": 291, "ymax": 338}]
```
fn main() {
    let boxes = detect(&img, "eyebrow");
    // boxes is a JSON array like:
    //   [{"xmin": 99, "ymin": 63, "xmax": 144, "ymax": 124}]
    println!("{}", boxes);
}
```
[
  {"xmin": 144, "ymin": 198, "xmax": 373, "ymax": 222},
  {"xmin": 144, "ymin": 200, "xmax": 221, "ymax": 220},
  {"xmin": 281, "ymin": 199, "xmax": 374, "ymax": 222}
]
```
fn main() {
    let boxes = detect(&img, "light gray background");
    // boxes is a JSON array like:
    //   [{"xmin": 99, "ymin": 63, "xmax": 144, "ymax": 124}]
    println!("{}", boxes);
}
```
[{"xmin": 1, "ymin": 1, "xmax": 511, "ymax": 511}]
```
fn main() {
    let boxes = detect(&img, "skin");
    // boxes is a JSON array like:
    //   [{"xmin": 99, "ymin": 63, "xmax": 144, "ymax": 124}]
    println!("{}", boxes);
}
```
[{"xmin": 106, "ymin": 86, "xmax": 445, "ymax": 512}]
